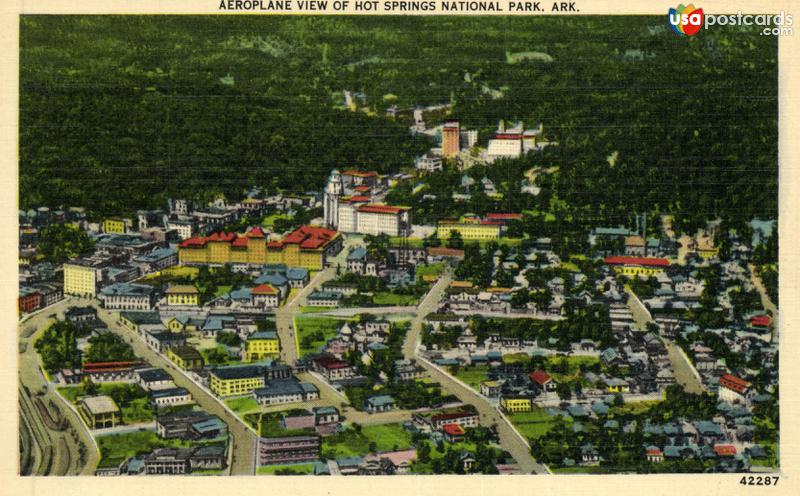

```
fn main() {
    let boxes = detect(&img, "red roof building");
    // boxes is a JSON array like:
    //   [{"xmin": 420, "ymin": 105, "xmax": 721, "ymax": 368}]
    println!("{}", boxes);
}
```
[
  {"xmin": 750, "ymin": 315, "xmax": 772, "ymax": 327},
  {"xmin": 713, "ymin": 444, "xmax": 737, "ymax": 457},
  {"xmin": 357, "ymin": 204, "xmax": 409, "ymax": 215},
  {"xmin": 529, "ymin": 370, "xmax": 553, "ymax": 387},
  {"xmin": 485, "ymin": 213, "xmax": 523, "ymax": 222},
  {"xmin": 603, "ymin": 256, "xmax": 670, "ymax": 268},
  {"xmin": 246, "ymin": 226, "xmax": 266, "ymax": 238},
  {"xmin": 719, "ymin": 374, "xmax": 750, "ymax": 394},
  {"xmin": 252, "ymin": 284, "xmax": 277, "ymax": 295},
  {"xmin": 442, "ymin": 423, "xmax": 466, "ymax": 441}
]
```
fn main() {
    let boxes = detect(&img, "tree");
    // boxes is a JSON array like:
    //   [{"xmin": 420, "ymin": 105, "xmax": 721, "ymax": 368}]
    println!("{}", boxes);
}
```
[
  {"xmin": 446, "ymin": 230, "xmax": 464, "ymax": 249},
  {"xmin": 417, "ymin": 441, "xmax": 432, "ymax": 463},
  {"xmin": 37, "ymin": 224, "xmax": 93, "ymax": 264}
]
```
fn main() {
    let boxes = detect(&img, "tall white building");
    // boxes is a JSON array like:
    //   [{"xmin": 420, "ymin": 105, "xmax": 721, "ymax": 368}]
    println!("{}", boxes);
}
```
[
  {"xmin": 323, "ymin": 170, "xmax": 411, "ymax": 236},
  {"xmin": 324, "ymin": 170, "xmax": 344, "ymax": 230}
]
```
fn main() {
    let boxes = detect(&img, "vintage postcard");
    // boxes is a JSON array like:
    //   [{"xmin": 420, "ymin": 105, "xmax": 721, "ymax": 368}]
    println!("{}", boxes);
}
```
[{"xmin": 5, "ymin": 0, "xmax": 799, "ymax": 494}]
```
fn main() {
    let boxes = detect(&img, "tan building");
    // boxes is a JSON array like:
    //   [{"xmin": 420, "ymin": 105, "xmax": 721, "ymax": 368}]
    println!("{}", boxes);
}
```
[
  {"xmin": 165, "ymin": 285, "xmax": 199, "ymax": 306},
  {"xmin": 442, "ymin": 120, "xmax": 461, "ymax": 157},
  {"xmin": 80, "ymin": 395, "xmax": 122, "ymax": 429}
]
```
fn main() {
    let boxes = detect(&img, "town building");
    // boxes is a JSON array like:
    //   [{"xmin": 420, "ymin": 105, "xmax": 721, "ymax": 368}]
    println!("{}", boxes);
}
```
[
  {"xmin": 135, "ymin": 368, "xmax": 174, "ymax": 391},
  {"xmin": 179, "ymin": 225, "xmax": 342, "ymax": 270},
  {"xmin": 258, "ymin": 435, "xmax": 320, "ymax": 466},
  {"xmin": 719, "ymin": 374, "xmax": 751, "ymax": 404},
  {"xmin": 208, "ymin": 362, "xmax": 292, "ymax": 398},
  {"xmin": 98, "ymin": 282, "xmax": 155, "ymax": 310},
  {"xmin": 323, "ymin": 170, "xmax": 411, "ymax": 236},
  {"xmin": 63, "ymin": 258, "xmax": 107, "ymax": 297},
  {"xmin": 165, "ymin": 285, "xmax": 199, "ymax": 306},
  {"xmin": 149, "ymin": 387, "xmax": 193, "ymax": 408},
  {"xmin": 166, "ymin": 345, "xmax": 205, "ymax": 370},
  {"xmin": 442, "ymin": 120, "xmax": 461, "ymax": 157},
  {"xmin": 79, "ymin": 395, "xmax": 121, "ymax": 429},
  {"xmin": 243, "ymin": 331, "xmax": 280, "ymax": 361},
  {"xmin": 253, "ymin": 379, "xmax": 320, "ymax": 406},
  {"xmin": 133, "ymin": 248, "xmax": 178, "ymax": 273},
  {"xmin": 437, "ymin": 216, "xmax": 502, "ymax": 241},
  {"xmin": 18, "ymin": 286, "xmax": 40, "ymax": 314},
  {"xmin": 604, "ymin": 256, "xmax": 670, "ymax": 277}
]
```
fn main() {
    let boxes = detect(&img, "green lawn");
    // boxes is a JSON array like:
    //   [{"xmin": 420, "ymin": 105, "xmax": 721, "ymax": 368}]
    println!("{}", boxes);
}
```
[
  {"xmin": 201, "ymin": 345, "xmax": 241, "ymax": 366},
  {"xmin": 611, "ymin": 400, "xmax": 661, "ymax": 416},
  {"xmin": 95, "ymin": 430, "xmax": 192, "ymax": 468},
  {"xmin": 142, "ymin": 265, "xmax": 199, "ymax": 280},
  {"xmin": 321, "ymin": 423, "xmax": 413, "ymax": 459},
  {"xmin": 503, "ymin": 353, "xmax": 530, "ymax": 365},
  {"xmin": 451, "ymin": 366, "xmax": 489, "ymax": 390},
  {"xmin": 261, "ymin": 213, "xmax": 290, "ymax": 228},
  {"xmin": 123, "ymin": 397, "xmax": 156, "ymax": 424},
  {"xmin": 508, "ymin": 408, "xmax": 560, "ymax": 441},
  {"xmin": 257, "ymin": 462, "xmax": 316, "ymax": 475},
  {"xmin": 372, "ymin": 292, "xmax": 419, "ymax": 306},
  {"xmin": 214, "ymin": 285, "xmax": 232, "ymax": 297},
  {"xmin": 545, "ymin": 355, "xmax": 601, "ymax": 382},
  {"xmin": 416, "ymin": 263, "xmax": 446, "ymax": 280},
  {"xmin": 225, "ymin": 397, "xmax": 260, "ymax": 415},
  {"xmin": 57, "ymin": 383, "xmax": 155, "ymax": 424},
  {"xmin": 295, "ymin": 315, "xmax": 350, "ymax": 357}
]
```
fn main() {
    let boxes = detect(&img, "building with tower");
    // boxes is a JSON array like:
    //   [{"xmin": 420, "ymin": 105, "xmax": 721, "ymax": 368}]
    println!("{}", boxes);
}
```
[{"xmin": 323, "ymin": 170, "xmax": 412, "ymax": 237}]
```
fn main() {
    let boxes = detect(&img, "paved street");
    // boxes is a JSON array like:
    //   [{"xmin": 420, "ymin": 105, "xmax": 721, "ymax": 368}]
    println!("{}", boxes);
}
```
[
  {"xmin": 416, "ymin": 356, "xmax": 548, "ymax": 474},
  {"xmin": 625, "ymin": 286, "xmax": 704, "ymax": 394},
  {"xmin": 91, "ymin": 304, "xmax": 259, "ymax": 475},
  {"xmin": 275, "ymin": 267, "xmax": 336, "ymax": 365},
  {"xmin": 396, "ymin": 272, "xmax": 548, "ymax": 474},
  {"xmin": 403, "ymin": 273, "xmax": 451, "ymax": 360}
]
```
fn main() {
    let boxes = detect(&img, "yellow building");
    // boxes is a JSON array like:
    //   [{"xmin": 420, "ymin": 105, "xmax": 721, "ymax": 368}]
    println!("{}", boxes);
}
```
[
  {"xmin": 63, "ymin": 259, "xmax": 104, "ymax": 296},
  {"xmin": 243, "ymin": 331, "xmax": 280, "ymax": 361},
  {"xmin": 178, "ymin": 225, "xmax": 342, "ymax": 271},
  {"xmin": 167, "ymin": 345, "xmax": 205, "ymax": 370},
  {"xmin": 694, "ymin": 237, "xmax": 719, "ymax": 259},
  {"xmin": 437, "ymin": 216, "xmax": 501, "ymax": 241},
  {"xmin": 604, "ymin": 256, "xmax": 669, "ymax": 278},
  {"xmin": 165, "ymin": 285, "xmax": 199, "ymax": 306},
  {"xmin": 208, "ymin": 366, "xmax": 266, "ymax": 398},
  {"xmin": 500, "ymin": 396, "xmax": 532, "ymax": 413},
  {"xmin": 103, "ymin": 218, "xmax": 130, "ymax": 234}
]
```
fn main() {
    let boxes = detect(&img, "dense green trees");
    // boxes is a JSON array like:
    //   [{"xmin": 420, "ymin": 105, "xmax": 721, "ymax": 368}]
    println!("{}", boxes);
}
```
[
  {"xmin": 20, "ymin": 16, "xmax": 776, "ymax": 230},
  {"xmin": 84, "ymin": 333, "xmax": 137, "ymax": 364},
  {"xmin": 36, "ymin": 224, "xmax": 93, "ymax": 264},
  {"xmin": 35, "ymin": 320, "xmax": 90, "ymax": 373}
]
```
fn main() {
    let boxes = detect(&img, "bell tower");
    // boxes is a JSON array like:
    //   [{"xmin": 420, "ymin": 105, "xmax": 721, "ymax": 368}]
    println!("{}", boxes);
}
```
[{"xmin": 324, "ymin": 170, "xmax": 343, "ymax": 229}]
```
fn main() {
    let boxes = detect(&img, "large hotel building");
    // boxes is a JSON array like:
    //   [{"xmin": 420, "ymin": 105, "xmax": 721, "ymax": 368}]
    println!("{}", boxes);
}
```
[{"xmin": 178, "ymin": 225, "xmax": 342, "ymax": 270}]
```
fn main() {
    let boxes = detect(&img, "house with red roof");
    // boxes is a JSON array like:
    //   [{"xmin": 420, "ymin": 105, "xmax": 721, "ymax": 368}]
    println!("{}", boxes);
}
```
[
  {"xmin": 311, "ymin": 356, "xmax": 357, "ymax": 382},
  {"xmin": 718, "ymin": 374, "xmax": 751, "ymax": 404},
  {"xmin": 750, "ymin": 314, "xmax": 772, "ymax": 328},
  {"xmin": 713, "ymin": 444, "xmax": 737, "ymax": 457},
  {"xmin": 442, "ymin": 423, "xmax": 466, "ymax": 443},
  {"xmin": 646, "ymin": 447, "xmax": 663, "ymax": 463},
  {"xmin": 529, "ymin": 370, "xmax": 557, "ymax": 392},
  {"xmin": 251, "ymin": 283, "xmax": 280, "ymax": 308}
]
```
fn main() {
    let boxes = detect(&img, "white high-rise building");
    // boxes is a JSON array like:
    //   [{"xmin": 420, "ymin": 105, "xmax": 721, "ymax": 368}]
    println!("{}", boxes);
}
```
[{"xmin": 324, "ymin": 170, "xmax": 343, "ymax": 229}]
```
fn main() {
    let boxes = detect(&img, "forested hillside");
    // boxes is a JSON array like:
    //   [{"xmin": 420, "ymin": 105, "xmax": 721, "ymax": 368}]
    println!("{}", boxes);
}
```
[{"xmin": 20, "ymin": 16, "xmax": 777, "ymax": 225}]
